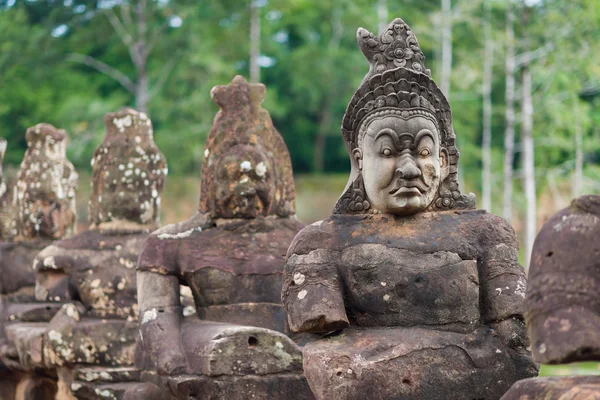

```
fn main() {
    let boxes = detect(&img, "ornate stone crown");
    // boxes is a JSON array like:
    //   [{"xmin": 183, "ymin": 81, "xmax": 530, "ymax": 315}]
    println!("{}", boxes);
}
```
[{"xmin": 334, "ymin": 18, "xmax": 475, "ymax": 214}]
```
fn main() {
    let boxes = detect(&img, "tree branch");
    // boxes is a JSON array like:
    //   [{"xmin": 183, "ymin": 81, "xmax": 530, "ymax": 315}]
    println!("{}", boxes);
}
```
[
  {"xmin": 148, "ymin": 58, "xmax": 177, "ymax": 100},
  {"xmin": 105, "ymin": 8, "xmax": 134, "ymax": 48},
  {"xmin": 515, "ymin": 43, "xmax": 554, "ymax": 67},
  {"xmin": 67, "ymin": 53, "xmax": 136, "ymax": 94}
]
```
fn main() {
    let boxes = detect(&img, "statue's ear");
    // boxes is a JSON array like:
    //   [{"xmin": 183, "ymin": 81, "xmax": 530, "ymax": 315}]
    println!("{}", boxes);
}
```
[
  {"xmin": 353, "ymin": 148, "xmax": 363, "ymax": 170},
  {"xmin": 440, "ymin": 148, "xmax": 449, "ymax": 180}
]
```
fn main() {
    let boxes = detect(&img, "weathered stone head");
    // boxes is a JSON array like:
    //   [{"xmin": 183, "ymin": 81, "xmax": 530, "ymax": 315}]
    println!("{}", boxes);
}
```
[
  {"xmin": 14, "ymin": 124, "xmax": 77, "ymax": 240},
  {"xmin": 335, "ymin": 18, "xmax": 475, "ymax": 215},
  {"xmin": 88, "ymin": 108, "xmax": 167, "ymax": 230},
  {"xmin": 526, "ymin": 195, "xmax": 600, "ymax": 364},
  {"xmin": 199, "ymin": 75, "xmax": 295, "ymax": 219},
  {"xmin": 0, "ymin": 138, "xmax": 14, "ymax": 240}
]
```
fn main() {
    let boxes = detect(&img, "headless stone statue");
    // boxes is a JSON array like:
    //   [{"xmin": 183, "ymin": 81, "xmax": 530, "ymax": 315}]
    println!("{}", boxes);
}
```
[
  {"xmin": 282, "ymin": 18, "xmax": 538, "ymax": 400},
  {"xmin": 502, "ymin": 195, "xmax": 600, "ymax": 399},
  {"xmin": 0, "ymin": 124, "xmax": 78, "ymax": 400},
  {"xmin": 128, "ymin": 76, "xmax": 313, "ymax": 400},
  {"xmin": 22, "ymin": 108, "xmax": 167, "ymax": 400}
]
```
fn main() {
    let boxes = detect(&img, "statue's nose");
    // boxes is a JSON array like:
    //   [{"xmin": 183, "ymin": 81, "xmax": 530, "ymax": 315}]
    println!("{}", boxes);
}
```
[{"xmin": 396, "ymin": 156, "xmax": 421, "ymax": 179}]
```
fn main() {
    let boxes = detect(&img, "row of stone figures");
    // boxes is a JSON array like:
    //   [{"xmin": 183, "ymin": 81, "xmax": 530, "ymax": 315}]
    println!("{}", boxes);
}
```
[{"xmin": 0, "ymin": 17, "xmax": 597, "ymax": 400}]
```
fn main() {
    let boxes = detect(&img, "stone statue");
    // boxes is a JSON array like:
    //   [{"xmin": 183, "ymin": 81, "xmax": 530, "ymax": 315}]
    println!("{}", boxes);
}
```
[
  {"xmin": 15, "ymin": 108, "xmax": 167, "ymax": 400},
  {"xmin": 0, "ymin": 124, "xmax": 78, "ymax": 399},
  {"xmin": 0, "ymin": 138, "xmax": 15, "ymax": 241},
  {"xmin": 282, "ymin": 18, "xmax": 537, "ymax": 400},
  {"xmin": 128, "ymin": 76, "xmax": 313, "ymax": 400},
  {"xmin": 502, "ymin": 195, "xmax": 600, "ymax": 399}
]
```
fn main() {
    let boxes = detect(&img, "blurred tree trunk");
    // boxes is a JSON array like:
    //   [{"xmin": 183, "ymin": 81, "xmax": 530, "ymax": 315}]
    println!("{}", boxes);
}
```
[
  {"xmin": 440, "ymin": 0, "xmax": 452, "ymax": 98},
  {"xmin": 503, "ymin": 0, "xmax": 516, "ymax": 222},
  {"xmin": 378, "ymin": 0, "xmax": 388, "ymax": 34},
  {"xmin": 313, "ymin": 5, "xmax": 343, "ymax": 173},
  {"xmin": 68, "ymin": 0, "xmax": 176, "ymax": 114},
  {"xmin": 134, "ymin": 0, "xmax": 149, "ymax": 112},
  {"xmin": 573, "ymin": 103, "xmax": 583, "ymax": 197},
  {"xmin": 481, "ymin": 1, "xmax": 493, "ymax": 212},
  {"xmin": 521, "ymin": 66, "xmax": 535, "ymax": 269},
  {"xmin": 250, "ymin": 0, "xmax": 261, "ymax": 83}
]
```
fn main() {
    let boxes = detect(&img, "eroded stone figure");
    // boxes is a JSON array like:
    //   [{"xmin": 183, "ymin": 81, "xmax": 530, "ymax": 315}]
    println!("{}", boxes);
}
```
[
  {"xmin": 0, "ymin": 124, "xmax": 78, "ymax": 399},
  {"xmin": 17, "ymin": 108, "xmax": 167, "ymax": 400},
  {"xmin": 502, "ymin": 195, "xmax": 600, "ymax": 400},
  {"xmin": 282, "ymin": 18, "xmax": 537, "ymax": 400},
  {"xmin": 128, "ymin": 76, "xmax": 313, "ymax": 400},
  {"xmin": 0, "ymin": 138, "xmax": 16, "ymax": 241}
]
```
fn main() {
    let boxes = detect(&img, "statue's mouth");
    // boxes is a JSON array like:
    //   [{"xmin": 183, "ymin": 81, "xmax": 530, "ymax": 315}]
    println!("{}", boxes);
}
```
[{"xmin": 389, "ymin": 179, "xmax": 428, "ymax": 196}]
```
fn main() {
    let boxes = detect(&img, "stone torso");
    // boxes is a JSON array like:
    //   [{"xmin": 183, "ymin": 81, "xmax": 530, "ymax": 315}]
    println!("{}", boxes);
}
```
[
  {"xmin": 36, "ymin": 229, "xmax": 147, "ymax": 320},
  {"xmin": 285, "ymin": 210, "xmax": 526, "ymax": 331},
  {"xmin": 139, "ymin": 216, "xmax": 304, "ymax": 332}
]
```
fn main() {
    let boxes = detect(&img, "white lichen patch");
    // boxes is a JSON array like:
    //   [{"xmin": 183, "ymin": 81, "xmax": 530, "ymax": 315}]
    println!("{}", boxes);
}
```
[
  {"xmin": 297, "ymin": 290, "xmax": 307, "ymax": 300},
  {"xmin": 515, "ymin": 278, "xmax": 526, "ymax": 298},
  {"xmin": 142, "ymin": 308, "xmax": 158, "ymax": 324},
  {"xmin": 380, "ymin": 282, "xmax": 387, "ymax": 286},
  {"xmin": 383, "ymin": 294, "xmax": 391, "ymax": 302},
  {"xmin": 63, "ymin": 303, "xmax": 80, "ymax": 321},
  {"xmin": 94, "ymin": 388, "xmax": 116, "ymax": 399},
  {"xmin": 293, "ymin": 273, "xmax": 306, "ymax": 286},
  {"xmin": 183, "ymin": 305, "xmax": 196, "ymax": 317},
  {"xmin": 204, "ymin": 148, "xmax": 210, "ymax": 158},
  {"xmin": 157, "ymin": 226, "xmax": 202, "ymax": 240},
  {"xmin": 240, "ymin": 160, "xmax": 252, "ymax": 172},
  {"xmin": 113, "ymin": 115, "xmax": 132, "ymax": 133},
  {"xmin": 48, "ymin": 330, "xmax": 63, "ymax": 345},
  {"xmin": 43, "ymin": 256, "xmax": 57, "ymax": 269},
  {"xmin": 255, "ymin": 161, "xmax": 267, "ymax": 177}
]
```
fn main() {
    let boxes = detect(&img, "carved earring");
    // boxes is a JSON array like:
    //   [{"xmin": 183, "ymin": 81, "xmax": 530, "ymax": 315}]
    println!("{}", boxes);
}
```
[{"xmin": 353, "ymin": 148, "xmax": 363, "ymax": 171}]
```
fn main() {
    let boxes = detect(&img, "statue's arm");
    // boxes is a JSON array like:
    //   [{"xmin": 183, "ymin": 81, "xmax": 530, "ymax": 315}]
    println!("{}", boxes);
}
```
[
  {"xmin": 479, "ymin": 216, "xmax": 529, "ymax": 352},
  {"xmin": 282, "ymin": 241, "xmax": 349, "ymax": 333},
  {"xmin": 137, "ymin": 270, "xmax": 189, "ymax": 375},
  {"xmin": 136, "ymin": 231, "xmax": 190, "ymax": 375},
  {"xmin": 34, "ymin": 245, "xmax": 76, "ymax": 302}
]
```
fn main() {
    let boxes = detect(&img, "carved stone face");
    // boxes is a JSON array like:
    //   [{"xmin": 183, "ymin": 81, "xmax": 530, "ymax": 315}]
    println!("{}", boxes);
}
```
[
  {"xmin": 354, "ymin": 115, "xmax": 448, "ymax": 215},
  {"xmin": 214, "ymin": 145, "xmax": 273, "ymax": 219}
]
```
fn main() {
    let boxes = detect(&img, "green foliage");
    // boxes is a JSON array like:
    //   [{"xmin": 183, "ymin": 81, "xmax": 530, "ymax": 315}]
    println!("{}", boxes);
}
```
[{"xmin": 0, "ymin": 0, "xmax": 599, "ymax": 199}]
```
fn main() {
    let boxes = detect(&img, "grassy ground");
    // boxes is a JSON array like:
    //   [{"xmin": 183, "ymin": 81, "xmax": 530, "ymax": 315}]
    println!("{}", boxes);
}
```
[{"xmin": 67, "ymin": 173, "xmax": 600, "ymax": 377}]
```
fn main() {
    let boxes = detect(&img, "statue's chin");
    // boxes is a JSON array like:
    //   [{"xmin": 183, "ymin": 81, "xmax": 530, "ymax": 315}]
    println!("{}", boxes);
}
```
[{"xmin": 377, "ymin": 195, "xmax": 430, "ymax": 216}]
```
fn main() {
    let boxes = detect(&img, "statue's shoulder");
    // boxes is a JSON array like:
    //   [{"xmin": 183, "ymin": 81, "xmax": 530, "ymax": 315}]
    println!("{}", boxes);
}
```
[
  {"xmin": 286, "ymin": 216, "xmax": 343, "ymax": 257},
  {"xmin": 460, "ymin": 209, "xmax": 518, "ymax": 246},
  {"xmin": 147, "ymin": 213, "xmax": 208, "ymax": 242}
]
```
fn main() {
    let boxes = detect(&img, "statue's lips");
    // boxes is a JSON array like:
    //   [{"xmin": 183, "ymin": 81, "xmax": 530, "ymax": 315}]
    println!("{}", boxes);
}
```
[
  {"xmin": 390, "ymin": 186, "xmax": 422, "ymax": 197},
  {"xmin": 389, "ymin": 180, "xmax": 428, "ymax": 197}
]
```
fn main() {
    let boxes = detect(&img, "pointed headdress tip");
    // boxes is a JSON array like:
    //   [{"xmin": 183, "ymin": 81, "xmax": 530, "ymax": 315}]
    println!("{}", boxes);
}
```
[
  {"xmin": 211, "ymin": 75, "xmax": 266, "ymax": 110},
  {"xmin": 357, "ymin": 17, "xmax": 430, "ymax": 77},
  {"xmin": 25, "ymin": 123, "xmax": 67, "ymax": 145}
]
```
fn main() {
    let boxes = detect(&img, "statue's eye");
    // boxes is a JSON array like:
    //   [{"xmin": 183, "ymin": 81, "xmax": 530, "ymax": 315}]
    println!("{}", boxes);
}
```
[
  {"xmin": 382, "ymin": 148, "xmax": 393, "ymax": 157},
  {"xmin": 419, "ymin": 148, "xmax": 431, "ymax": 157}
]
